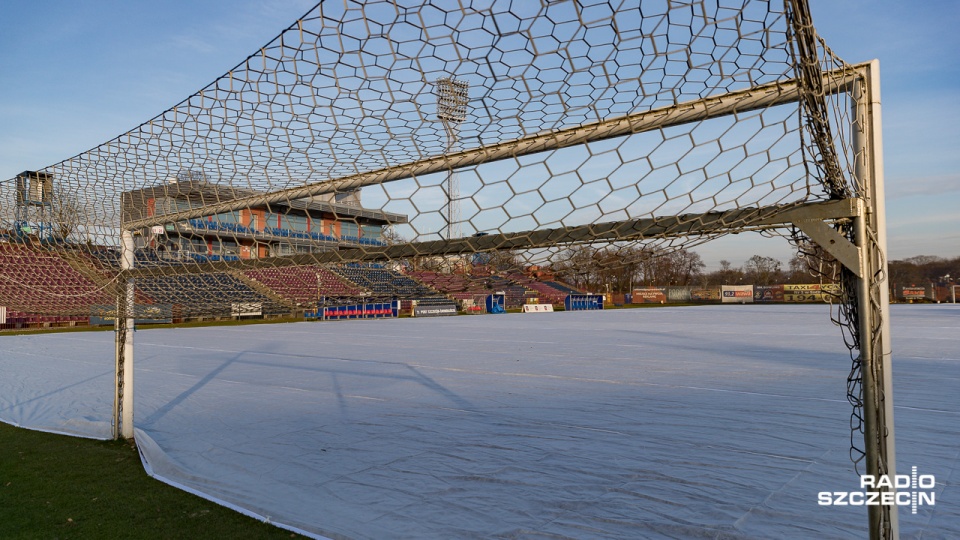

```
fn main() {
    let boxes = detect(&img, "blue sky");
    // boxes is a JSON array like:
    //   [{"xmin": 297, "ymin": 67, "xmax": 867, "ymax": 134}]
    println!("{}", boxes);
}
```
[{"xmin": 1, "ymin": 0, "xmax": 956, "ymax": 269}]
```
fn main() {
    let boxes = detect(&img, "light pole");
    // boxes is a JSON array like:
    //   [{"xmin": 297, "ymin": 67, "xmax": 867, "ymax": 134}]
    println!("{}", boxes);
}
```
[{"xmin": 435, "ymin": 77, "xmax": 468, "ymax": 241}]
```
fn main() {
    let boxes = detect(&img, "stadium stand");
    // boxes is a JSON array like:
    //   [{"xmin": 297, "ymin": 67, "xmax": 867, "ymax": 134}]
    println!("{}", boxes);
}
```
[
  {"xmin": 0, "ymin": 242, "xmax": 587, "ymax": 329},
  {"xmin": 503, "ymin": 273, "xmax": 572, "ymax": 305},
  {"xmin": 90, "ymin": 247, "xmax": 181, "ymax": 268},
  {"xmin": 135, "ymin": 273, "xmax": 288, "ymax": 319},
  {"xmin": 409, "ymin": 269, "xmax": 579, "ymax": 308},
  {"xmin": 475, "ymin": 274, "xmax": 535, "ymax": 308},
  {"xmin": 407, "ymin": 271, "xmax": 489, "ymax": 296},
  {"xmin": 244, "ymin": 265, "xmax": 365, "ymax": 306},
  {"xmin": 332, "ymin": 265, "xmax": 446, "ymax": 302},
  {"xmin": 543, "ymin": 281, "xmax": 581, "ymax": 295},
  {"xmin": 406, "ymin": 270, "xmax": 494, "ymax": 309},
  {"xmin": 0, "ymin": 309, "xmax": 87, "ymax": 329},
  {"xmin": 0, "ymin": 243, "xmax": 112, "ymax": 318}
]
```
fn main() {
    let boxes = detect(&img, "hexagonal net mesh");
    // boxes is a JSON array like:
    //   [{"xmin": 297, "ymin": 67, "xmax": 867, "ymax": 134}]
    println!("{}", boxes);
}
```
[{"xmin": 0, "ymin": 0, "xmax": 859, "ymax": 319}]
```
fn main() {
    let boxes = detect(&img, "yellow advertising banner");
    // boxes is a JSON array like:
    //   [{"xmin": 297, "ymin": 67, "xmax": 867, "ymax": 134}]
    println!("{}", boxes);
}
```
[{"xmin": 783, "ymin": 283, "xmax": 840, "ymax": 303}]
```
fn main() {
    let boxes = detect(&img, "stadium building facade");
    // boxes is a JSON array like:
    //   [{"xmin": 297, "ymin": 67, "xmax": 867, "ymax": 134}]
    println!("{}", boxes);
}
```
[{"xmin": 121, "ymin": 176, "xmax": 406, "ymax": 262}]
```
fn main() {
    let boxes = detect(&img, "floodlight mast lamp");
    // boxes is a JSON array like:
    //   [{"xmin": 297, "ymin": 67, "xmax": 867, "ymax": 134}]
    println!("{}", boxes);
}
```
[{"xmin": 436, "ymin": 77, "xmax": 468, "ymax": 240}]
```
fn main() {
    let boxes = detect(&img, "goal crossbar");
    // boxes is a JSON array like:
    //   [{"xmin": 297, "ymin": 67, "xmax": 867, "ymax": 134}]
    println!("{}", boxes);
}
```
[{"xmin": 124, "ymin": 199, "xmax": 860, "ymax": 279}]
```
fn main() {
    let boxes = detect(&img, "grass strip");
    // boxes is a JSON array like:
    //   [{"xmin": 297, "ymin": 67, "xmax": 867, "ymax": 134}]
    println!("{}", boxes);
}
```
[{"xmin": 0, "ymin": 422, "xmax": 301, "ymax": 539}]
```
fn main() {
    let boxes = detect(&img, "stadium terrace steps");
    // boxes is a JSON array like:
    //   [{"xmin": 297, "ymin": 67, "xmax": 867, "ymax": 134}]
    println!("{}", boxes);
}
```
[
  {"xmin": 543, "ymin": 281, "xmax": 582, "ymax": 295},
  {"xmin": 406, "ymin": 271, "xmax": 491, "ymax": 298},
  {"xmin": 243, "ymin": 266, "xmax": 366, "ymax": 306},
  {"xmin": 331, "ymin": 265, "xmax": 444, "ymax": 301},
  {"xmin": 57, "ymin": 250, "xmax": 154, "ymax": 306},
  {"xmin": 135, "ymin": 273, "xmax": 287, "ymax": 318},
  {"xmin": 231, "ymin": 271, "xmax": 298, "ymax": 310},
  {"xmin": 1, "ymin": 244, "xmax": 586, "ymax": 327},
  {"xmin": 58, "ymin": 250, "xmax": 115, "ymax": 288},
  {"xmin": 476, "ymin": 275, "xmax": 535, "ymax": 308},
  {"xmin": 0, "ymin": 243, "xmax": 113, "ymax": 315},
  {"xmin": 503, "ymin": 274, "xmax": 570, "ymax": 305}
]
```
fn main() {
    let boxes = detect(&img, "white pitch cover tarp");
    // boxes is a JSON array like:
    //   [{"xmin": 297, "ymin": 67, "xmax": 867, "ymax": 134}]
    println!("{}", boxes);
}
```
[
  {"xmin": 1, "ymin": 305, "xmax": 958, "ymax": 539},
  {"xmin": 721, "ymin": 284, "xmax": 754, "ymax": 303}
]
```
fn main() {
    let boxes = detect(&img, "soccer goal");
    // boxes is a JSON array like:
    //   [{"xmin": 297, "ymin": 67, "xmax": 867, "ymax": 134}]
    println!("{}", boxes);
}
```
[{"xmin": 0, "ymin": 1, "xmax": 896, "ymax": 536}]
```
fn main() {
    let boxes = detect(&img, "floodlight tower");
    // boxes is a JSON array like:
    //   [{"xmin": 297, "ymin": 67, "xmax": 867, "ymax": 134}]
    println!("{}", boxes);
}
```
[
  {"xmin": 436, "ymin": 77, "xmax": 468, "ymax": 240},
  {"xmin": 15, "ymin": 171, "xmax": 54, "ymax": 239}
]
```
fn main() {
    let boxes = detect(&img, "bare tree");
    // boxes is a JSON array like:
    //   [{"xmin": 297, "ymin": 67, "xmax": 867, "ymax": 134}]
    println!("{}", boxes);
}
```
[
  {"xmin": 51, "ymin": 185, "xmax": 83, "ymax": 242},
  {"xmin": 665, "ymin": 249, "xmax": 705, "ymax": 286},
  {"xmin": 889, "ymin": 256, "xmax": 959, "ymax": 288},
  {"xmin": 552, "ymin": 245, "xmax": 601, "ymax": 291},
  {"xmin": 473, "ymin": 249, "xmax": 524, "ymax": 273},
  {"xmin": 551, "ymin": 245, "xmax": 704, "ymax": 292},
  {"xmin": 379, "ymin": 225, "xmax": 406, "ymax": 246},
  {"xmin": 704, "ymin": 259, "xmax": 745, "ymax": 285},
  {"xmin": 743, "ymin": 255, "xmax": 783, "ymax": 285}
]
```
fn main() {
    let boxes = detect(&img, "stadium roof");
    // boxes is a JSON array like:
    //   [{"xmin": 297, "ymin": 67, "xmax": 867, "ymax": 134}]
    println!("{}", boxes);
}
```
[{"xmin": 122, "ymin": 179, "xmax": 407, "ymax": 225}]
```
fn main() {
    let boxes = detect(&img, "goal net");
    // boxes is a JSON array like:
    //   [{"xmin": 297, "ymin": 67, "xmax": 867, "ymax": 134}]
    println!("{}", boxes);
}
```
[
  {"xmin": 0, "ymin": 1, "xmax": 895, "ymax": 535},
  {"xmin": 1, "ymin": 1, "xmax": 861, "ymax": 305}
]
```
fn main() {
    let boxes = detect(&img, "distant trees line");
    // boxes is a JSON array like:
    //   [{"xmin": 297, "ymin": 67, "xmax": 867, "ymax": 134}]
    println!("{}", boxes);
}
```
[
  {"xmin": 545, "ymin": 245, "xmax": 842, "ymax": 294},
  {"xmin": 888, "ymin": 255, "xmax": 960, "ymax": 288},
  {"xmin": 546, "ymin": 247, "xmax": 959, "ymax": 295},
  {"xmin": 379, "ymin": 228, "xmax": 960, "ymax": 295}
]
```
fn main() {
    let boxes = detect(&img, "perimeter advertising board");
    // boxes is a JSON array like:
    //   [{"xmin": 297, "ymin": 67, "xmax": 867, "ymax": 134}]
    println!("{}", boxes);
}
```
[
  {"xmin": 632, "ymin": 287, "xmax": 666, "ymax": 304},
  {"xmin": 900, "ymin": 286, "xmax": 928, "ymax": 300},
  {"xmin": 754, "ymin": 285, "xmax": 785, "ymax": 303},
  {"xmin": 413, "ymin": 303, "xmax": 458, "ymax": 317},
  {"xmin": 721, "ymin": 285, "xmax": 754, "ymax": 303},
  {"xmin": 690, "ymin": 288, "xmax": 721, "ymax": 302},
  {"xmin": 783, "ymin": 284, "xmax": 841, "ymax": 302},
  {"xmin": 231, "ymin": 302, "xmax": 263, "ymax": 318},
  {"xmin": 323, "ymin": 302, "xmax": 400, "ymax": 320},
  {"xmin": 664, "ymin": 286, "xmax": 692, "ymax": 303},
  {"xmin": 89, "ymin": 304, "xmax": 174, "ymax": 325}
]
